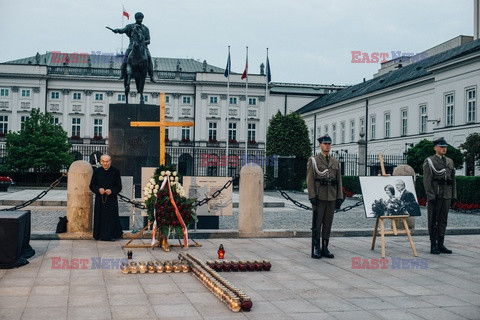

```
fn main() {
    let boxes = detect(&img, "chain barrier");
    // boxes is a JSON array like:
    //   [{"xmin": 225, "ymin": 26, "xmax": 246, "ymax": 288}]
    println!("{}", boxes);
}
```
[
  {"xmin": 118, "ymin": 194, "xmax": 146, "ymax": 209},
  {"xmin": 193, "ymin": 175, "xmax": 239, "ymax": 208},
  {"xmin": 118, "ymin": 174, "xmax": 240, "ymax": 210},
  {"xmin": 275, "ymin": 188, "xmax": 364, "ymax": 213},
  {"xmin": 0, "ymin": 173, "xmax": 68, "ymax": 211}
]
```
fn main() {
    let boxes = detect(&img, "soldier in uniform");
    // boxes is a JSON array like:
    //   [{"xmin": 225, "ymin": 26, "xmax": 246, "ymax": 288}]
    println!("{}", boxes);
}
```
[
  {"xmin": 306, "ymin": 134, "xmax": 344, "ymax": 259},
  {"xmin": 112, "ymin": 12, "xmax": 155, "ymax": 82},
  {"xmin": 423, "ymin": 137, "xmax": 456, "ymax": 254}
]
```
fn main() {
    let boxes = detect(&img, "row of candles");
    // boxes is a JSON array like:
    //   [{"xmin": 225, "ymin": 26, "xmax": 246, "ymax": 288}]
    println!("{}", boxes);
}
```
[
  {"xmin": 179, "ymin": 253, "xmax": 253, "ymax": 312},
  {"xmin": 121, "ymin": 260, "xmax": 190, "ymax": 274},
  {"xmin": 206, "ymin": 259, "xmax": 271, "ymax": 272}
]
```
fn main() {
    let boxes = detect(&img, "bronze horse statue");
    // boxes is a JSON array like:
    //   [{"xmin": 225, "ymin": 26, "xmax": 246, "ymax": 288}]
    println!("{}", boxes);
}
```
[{"xmin": 124, "ymin": 24, "xmax": 147, "ymax": 104}]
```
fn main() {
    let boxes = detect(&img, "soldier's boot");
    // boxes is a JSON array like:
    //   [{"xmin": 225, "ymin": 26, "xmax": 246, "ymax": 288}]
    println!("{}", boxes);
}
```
[
  {"xmin": 118, "ymin": 62, "xmax": 126, "ymax": 80},
  {"xmin": 430, "ymin": 230, "xmax": 440, "ymax": 254},
  {"xmin": 311, "ymin": 238, "xmax": 321, "ymax": 259},
  {"xmin": 321, "ymin": 239, "xmax": 334, "ymax": 259},
  {"xmin": 437, "ymin": 236, "xmax": 452, "ymax": 254}
]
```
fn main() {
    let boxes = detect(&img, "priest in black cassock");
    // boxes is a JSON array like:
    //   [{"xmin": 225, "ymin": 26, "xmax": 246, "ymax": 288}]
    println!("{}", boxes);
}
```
[{"xmin": 89, "ymin": 154, "xmax": 123, "ymax": 241}]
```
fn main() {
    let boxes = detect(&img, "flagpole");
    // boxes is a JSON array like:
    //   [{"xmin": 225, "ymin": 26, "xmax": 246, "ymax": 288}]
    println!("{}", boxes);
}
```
[
  {"xmin": 244, "ymin": 46, "xmax": 249, "ymax": 160},
  {"xmin": 121, "ymin": 6, "xmax": 125, "ymax": 54},
  {"xmin": 225, "ymin": 46, "xmax": 231, "ymax": 177},
  {"xmin": 264, "ymin": 48, "xmax": 269, "ymax": 151}
]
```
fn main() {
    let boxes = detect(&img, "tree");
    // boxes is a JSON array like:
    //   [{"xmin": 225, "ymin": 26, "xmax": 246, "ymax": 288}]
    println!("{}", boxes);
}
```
[
  {"xmin": 406, "ymin": 139, "xmax": 464, "ymax": 174},
  {"xmin": 266, "ymin": 111, "xmax": 311, "ymax": 158},
  {"xmin": 3, "ymin": 109, "xmax": 74, "ymax": 177},
  {"xmin": 460, "ymin": 133, "xmax": 480, "ymax": 175},
  {"xmin": 265, "ymin": 111, "xmax": 311, "ymax": 190}
]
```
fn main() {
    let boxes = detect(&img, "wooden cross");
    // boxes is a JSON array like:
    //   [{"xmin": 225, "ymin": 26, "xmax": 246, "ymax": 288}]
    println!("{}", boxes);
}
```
[{"xmin": 130, "ymin": 93, "xmax": 194, "ymax": 165}]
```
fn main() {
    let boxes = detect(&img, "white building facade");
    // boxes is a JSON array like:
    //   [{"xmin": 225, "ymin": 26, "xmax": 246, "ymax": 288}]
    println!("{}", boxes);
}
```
[{"xmin": 298, "ymin": 38, "xmax": 480, "ymax": 175}]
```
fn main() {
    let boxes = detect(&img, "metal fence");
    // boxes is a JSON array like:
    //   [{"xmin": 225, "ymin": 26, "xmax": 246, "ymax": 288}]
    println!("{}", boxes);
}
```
[{"xmin": 0, "ymin": 143, "xmax": 406, "ymax": 177}]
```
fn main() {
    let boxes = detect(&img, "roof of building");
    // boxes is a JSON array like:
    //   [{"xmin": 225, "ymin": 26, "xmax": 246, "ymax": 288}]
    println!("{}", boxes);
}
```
[
  {"xmin": 297, "ymin": 37, "xmax": 480, "ymax": 114},
  {"xmin": 2, "ymin": 52, "xmax": 224, "ymax": 73},
  {"xmin": 269, "ymin": 82, "xmax": 348, "ymax": 95}
]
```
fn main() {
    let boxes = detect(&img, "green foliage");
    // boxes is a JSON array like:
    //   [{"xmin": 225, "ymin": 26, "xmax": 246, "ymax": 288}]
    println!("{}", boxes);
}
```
[
  {"xmin": 460, "ymin": 133, "xmax": 480, "ymax": 168},
  {"xmin": 266, "ymin": 111, "xmax": 311, "ymax": 159},
  {"xmin": 406, "ymin": 139, "xmax": 463, "ymax": 174},
  {"xmin": 342, "ymin": 176, "xmax": 361, "ymax": 195},
  {"xmin": 3, "ymin": 109, "xmax": 73, "ymax": 175},
  {"xmin": 416, "ymin": 175, "xmax": 479, "ymax": 205}
]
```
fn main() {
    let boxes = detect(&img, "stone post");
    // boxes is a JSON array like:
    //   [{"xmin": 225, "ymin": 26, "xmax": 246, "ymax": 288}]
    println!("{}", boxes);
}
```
[
  {"xmin": 238, "ymin": 164, "xmax": 263, "ymax": 237},
  {"xmin": 357, "ymin": 131, "xmax": 367, "ymax": 176},
  {"xmin": 393, "ymin": 164, "xmax": 416, "ymax": 230},
  {"xmin": 67, "ymin": 160, "xmax": 93, "ymax": 234}
]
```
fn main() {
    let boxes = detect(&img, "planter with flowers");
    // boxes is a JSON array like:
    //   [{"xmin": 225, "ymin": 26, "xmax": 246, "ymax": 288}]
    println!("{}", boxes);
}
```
[
  {"xmin": 143, "ymin": 165, "xmax": 197, "ymax": 250},
  {"xmin": 0, "ymin": 176, "xmax": 13, "ymax": 192}
]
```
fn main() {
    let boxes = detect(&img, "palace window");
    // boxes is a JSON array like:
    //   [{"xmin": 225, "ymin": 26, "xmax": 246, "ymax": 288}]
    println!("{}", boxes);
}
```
[
  {"xmin": 0, "ymin": 88, "xmax": 9, "ymax": 97},
  {"xmin": 248, "ymin": 98, "xmax": 257, "ymax": 106},
  {"xmin": 247, "ymin": 123, "xmax": 256, "ymax": 142},
  {"xmin": 445, "ymin": 93, "xmax": 454, "ymax": 126},
  {"xmin": 95, "ymin": 93, "xmax": 104, "ymax": 101},
  {"xmin": 384, "ymin": 112, "xmax": 391, "ymax": 138},
  {"xmin": 332, "ymin": 124, "xmax": 337, "ymax": 144},
  {"xmin": 51, "ymin": 91, "xmax": 60, "ymax": 99},
  {"xmin": 350, "ymin": 120, "xmax": 355, "ymax": 142},
  {"xmin": 21, "ymin": 89, "xmax": 31, "ymax": 98},
  {"xmin": 419, "ymin": 104, "xmax": 427, "ymax": 133},
  {"xmin": 370, "ymin": 115, "xmax": 376, "ymax": 140},
  {"xmin": 181, "ymin": 127, "xmax": 191, "ymax": 140},
  {"xmin": 117, "ymin": 94, "xmax": 126, "ymax": 102},
  {"xmin": 93, "ymin": 119, "xmax": 103, "ymax": 137},
  {"xmin": 71, "ymin": 118, "xmax": 81, "ymax": 136},
  {"xmin": 73, "ymin": 92, "xmax": 82, "ymax": 100},
  {"xmin": 466, "ymin": 88, "xmax": 476, "ymax": 123},
  {"xmin": 401, "ymin": 109, "xmax": 408, "ymax": 136},
  {"xmin": 228, "ymin": 123, "xmax": 237, "ymax": 141},
  {"xmin": 209, "ymin": 96, "xmax": 218, "ymax": 105},
  {"xmin": 340, "ymin": 121, "xmax": 346, "ymax": 144},
  {"xmin": 208, "ymin": 122, "xmax": 217, "ymax": 141},
  {"xmin": 182, "ymin": 96, "xmax": 191, "ymax": 104},
  {"xmin": 324, "ymin": 124, "xmax": 328, "ymax": 136},
  {"xmin": 229, "ymin": 97, "xmax": 237, "ymax": 105},
  {"xmin": 359, "ymin": 117, "xmax": 365, "ymax": 135},
  {"xmin": 0, "ymin": 115, "xmax": 8, "ymax": 135},
  {"xmin": 20, "ymin": 116, "xmax": 29, "ymax": 130}
]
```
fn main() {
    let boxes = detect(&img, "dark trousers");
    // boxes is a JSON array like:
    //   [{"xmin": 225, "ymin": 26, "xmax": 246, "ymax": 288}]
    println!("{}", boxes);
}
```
[
  {"xmin": 427, "ymin": 198, "xmax": 450, "ymax": 239},
  {"xmin": 312, "ymin": 201, "xmax": 335, "ymax": 239}
]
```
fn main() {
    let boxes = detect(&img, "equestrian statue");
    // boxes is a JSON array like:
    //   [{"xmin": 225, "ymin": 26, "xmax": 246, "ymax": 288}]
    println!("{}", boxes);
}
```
[{"xmin": 108, "ymin": 12, "xmax": 155, "ymax": 104}]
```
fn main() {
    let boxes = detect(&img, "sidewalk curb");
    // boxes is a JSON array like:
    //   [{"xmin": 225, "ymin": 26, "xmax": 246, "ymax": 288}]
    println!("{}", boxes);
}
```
[{"xmin": 31, "ymin": 227, "xmax": 480, "ymax": 240}]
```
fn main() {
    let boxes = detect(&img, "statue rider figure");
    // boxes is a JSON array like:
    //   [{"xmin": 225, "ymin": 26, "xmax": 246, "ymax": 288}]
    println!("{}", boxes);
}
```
[{"xmin": 112, "ymin": 12, "xmax": 155, "ymax": 82}]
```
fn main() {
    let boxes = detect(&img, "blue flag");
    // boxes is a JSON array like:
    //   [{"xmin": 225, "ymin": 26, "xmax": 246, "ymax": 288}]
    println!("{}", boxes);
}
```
[
  {"xmin": 224, "ymin": 52, "xmax": 231, "ymax": 78},
  {"xmin": 266, "ymin": 56, "xmax": 272, "ymax": 83}
]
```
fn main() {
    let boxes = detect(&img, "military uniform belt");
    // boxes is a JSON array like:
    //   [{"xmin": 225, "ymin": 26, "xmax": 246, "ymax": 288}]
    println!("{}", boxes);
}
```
[
  {"xmin": 434, "ymin": 179, "xmax": 452, "ymax": 185},
  {"xmin": 315, "ymin": 179, "xmax": 337, "ymax": 185}
]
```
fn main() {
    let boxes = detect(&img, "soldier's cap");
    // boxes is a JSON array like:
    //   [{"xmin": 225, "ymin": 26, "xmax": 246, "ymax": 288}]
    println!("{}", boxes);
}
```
[
  {"xmin": 317, "ymin": 134, "xmax": 332, "ymax": 144},
  {"xmin": 433, "ymin": 137, "xmax": 447, "ymax": 147},
  {"xmin": 135, "ymin": 12, "xmax": 144, "ymax": 19}
]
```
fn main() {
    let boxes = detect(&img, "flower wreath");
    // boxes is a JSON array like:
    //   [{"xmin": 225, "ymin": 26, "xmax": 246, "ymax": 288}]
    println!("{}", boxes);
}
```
[{"xmin": 143, "ymin": 165, "xmax": 197, "ymax": 239}]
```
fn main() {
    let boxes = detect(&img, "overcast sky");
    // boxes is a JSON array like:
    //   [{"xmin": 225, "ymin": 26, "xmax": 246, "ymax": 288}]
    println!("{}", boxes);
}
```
[{"xmin": 0, "ymin": 0, "xmax": 474, "ymax": 85}]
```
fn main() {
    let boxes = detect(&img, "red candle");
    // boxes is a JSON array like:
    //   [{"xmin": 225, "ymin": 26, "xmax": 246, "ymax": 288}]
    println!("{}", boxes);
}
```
[{"xmin": 217, "ymin": 244, "xmax": 225, "ymax": 259}]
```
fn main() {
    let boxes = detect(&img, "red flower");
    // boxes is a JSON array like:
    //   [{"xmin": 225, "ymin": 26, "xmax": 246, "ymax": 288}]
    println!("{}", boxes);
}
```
[{"xmin": 0, "ymin": 176, "xmax": 12, "ymax": 183}]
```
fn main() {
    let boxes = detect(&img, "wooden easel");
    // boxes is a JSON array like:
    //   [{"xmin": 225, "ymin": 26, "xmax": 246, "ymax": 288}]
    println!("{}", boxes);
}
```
[
  {"xmin": 122, "ymin": 222, "xmax": 201, "ymax": 251},
  {"xmin": 370, "ymin": 153, "xmax": 417, "ymax": 258}
]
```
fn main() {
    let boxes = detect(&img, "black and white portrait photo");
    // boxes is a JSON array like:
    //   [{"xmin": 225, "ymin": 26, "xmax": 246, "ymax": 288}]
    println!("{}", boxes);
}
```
[{"xmin": 359, "ymin": 176, "xmax": 421, "ymax": 218}]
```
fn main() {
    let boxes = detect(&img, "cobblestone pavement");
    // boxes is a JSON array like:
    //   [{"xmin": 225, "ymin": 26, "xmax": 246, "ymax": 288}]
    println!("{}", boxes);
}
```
[{"xmin": 5, "ymin": 190, "xmax": 479, "ymax": 233}]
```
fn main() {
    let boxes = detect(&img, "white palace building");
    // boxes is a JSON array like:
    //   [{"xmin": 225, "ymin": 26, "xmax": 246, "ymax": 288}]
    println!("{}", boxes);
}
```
[
  {"xmin": 0, "ymin": 52, "xmax": 344, "ymax": 175},
  {"xmin": 298, "ymin": 35, "xmax": 480, "ymax": 176}
]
